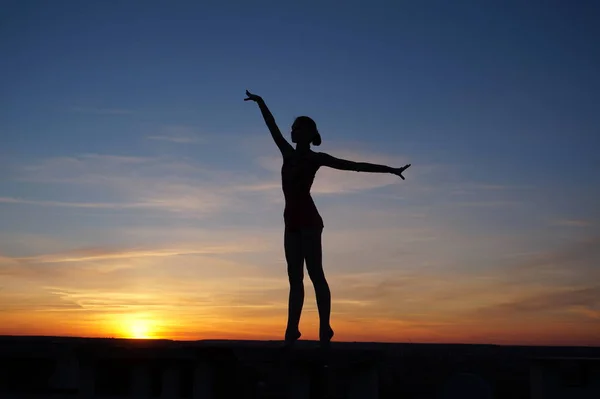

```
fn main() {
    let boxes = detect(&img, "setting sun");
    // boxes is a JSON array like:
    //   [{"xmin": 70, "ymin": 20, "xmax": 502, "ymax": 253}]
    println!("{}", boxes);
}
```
[{"xmin": 127, "ymin": 320, "xmax": 153, "ymax": 339}]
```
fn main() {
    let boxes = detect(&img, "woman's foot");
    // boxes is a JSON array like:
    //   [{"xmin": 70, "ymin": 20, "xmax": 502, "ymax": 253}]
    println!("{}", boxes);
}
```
[
  {"xmin": 283, "ymin": 329, "xmax": 301, "ymax": 348},
  {"xmin": 319, "ymin": 325, "xmax": 334, "ymax": 347}
]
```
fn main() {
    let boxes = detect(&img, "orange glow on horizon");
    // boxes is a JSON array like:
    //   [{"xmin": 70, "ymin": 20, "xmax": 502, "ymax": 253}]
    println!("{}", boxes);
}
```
[
  {"xmin": 1, "ymin": 296, "xmax": 599, "ymax": 346},
  {"xmin": 0, "ymin": 313, "xmax": 599, "ymax": 347},
  {"xmin": 126, "ymin": 319, "xmax": 152, "ymax": 339}
]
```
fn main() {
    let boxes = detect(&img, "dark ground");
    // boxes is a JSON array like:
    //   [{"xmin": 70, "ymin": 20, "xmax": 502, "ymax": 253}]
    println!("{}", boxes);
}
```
[{"xmin": 1, "ymin": 336, "xmax": 599, "ymax": 398}]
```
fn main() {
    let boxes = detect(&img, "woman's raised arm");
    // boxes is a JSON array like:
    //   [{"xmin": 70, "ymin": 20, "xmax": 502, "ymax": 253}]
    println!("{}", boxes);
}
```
[{"xmin": 245, "ymin": 90, "xmax": 293, "ymax": 157}]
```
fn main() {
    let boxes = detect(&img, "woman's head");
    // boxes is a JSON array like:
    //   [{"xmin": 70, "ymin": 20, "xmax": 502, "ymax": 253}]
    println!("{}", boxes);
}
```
[{"xmin": 291, "ymin": 116, "xmax": 321, "ymax": 146}]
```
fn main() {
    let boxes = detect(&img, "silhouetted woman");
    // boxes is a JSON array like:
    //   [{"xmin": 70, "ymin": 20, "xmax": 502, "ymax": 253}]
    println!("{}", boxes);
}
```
[{"xmin": 244, "ymin": 90, "xmax": 410, "ymax": 347}]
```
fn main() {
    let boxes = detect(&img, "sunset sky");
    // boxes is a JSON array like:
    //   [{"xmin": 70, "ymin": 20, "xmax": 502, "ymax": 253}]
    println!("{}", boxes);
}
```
[{"xmin": 1, "ymin": 1, "xmax": 599, "ymax": 346}]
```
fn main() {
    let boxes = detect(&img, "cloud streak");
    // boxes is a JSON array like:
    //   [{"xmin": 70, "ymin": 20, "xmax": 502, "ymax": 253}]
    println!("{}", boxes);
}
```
[
  {"xmin": 146, "ymin": 125, "xmax": 207, "ymax": 144},
  {"xmin": 553, "ymin": 219, "xmax": 593, "ymax": 228},
  {"xmin": 4, "ymin": 146, "xmax": 424, "ymax": 219},
  {"xmin": 16, "ymin": 245, "xmax": 262, "ymax": 264},
  {"xmin": 474, "ymin": 286, "xmax": 600, "ymax": 321},
  {"xmin": 0, "ymin": 197, "xmax": 153, "ymax": 209},
  {"xmin": 69, "ymin": 107, "xmax": 133, "ymax": 115},
  {"xmin": 147, "ymin": 135, "xmax": 202, "ymax": 143}
]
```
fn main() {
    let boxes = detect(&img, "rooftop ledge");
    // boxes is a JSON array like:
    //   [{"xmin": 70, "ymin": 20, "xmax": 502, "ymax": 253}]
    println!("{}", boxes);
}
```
[{"xmin": 1, "ymin": 336, "xmax": 599, "ymax": 398}]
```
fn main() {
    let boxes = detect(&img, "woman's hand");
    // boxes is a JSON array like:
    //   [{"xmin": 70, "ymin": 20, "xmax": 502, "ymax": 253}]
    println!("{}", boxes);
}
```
[
  {"xmin": 244, "ymin": 90, "xmax": 262, "ymax": 102},
  {"xmin": 392, "ymin": 164, "xmax": 411, "ymax": 180}
]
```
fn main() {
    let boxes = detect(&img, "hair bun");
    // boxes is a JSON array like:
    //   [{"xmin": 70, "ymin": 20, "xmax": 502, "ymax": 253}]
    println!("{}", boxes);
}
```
[{"xmin": 312, "ymin": 132, "xmax": 322, "ymax": 146}]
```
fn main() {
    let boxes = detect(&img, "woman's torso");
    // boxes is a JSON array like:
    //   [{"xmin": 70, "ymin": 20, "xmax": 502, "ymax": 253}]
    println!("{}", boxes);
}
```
[{"xmin": 281, "ymin": 150, "xmax": 323, "ymax": 229}]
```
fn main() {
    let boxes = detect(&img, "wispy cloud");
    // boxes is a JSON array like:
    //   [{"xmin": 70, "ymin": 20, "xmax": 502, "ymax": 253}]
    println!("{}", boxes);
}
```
[
  {"xmin": 147, "ymin": 135, "xmax": 202, "ymax": 144},
  {"xmin": 0, "ymin": 254, "xmax": 18, "ymax": 269},
  {"xmin": 552, "ymin": 219, "xmax": 593, "ymax": 228},
  {"xmin": 0, "ymin": 245, "xmax": 275, "ymax": 315},
  {"xmin": 69, "ymin": 106, "xmax": 133, "ymax": 115},
  {"xmin": 15, "ymin": 243, "xmax": 267, "ymax": 264},
  {"xmin": 451, "ymin": 200, "xmax": 522, "ymax": 208},
  {"xmin": 7, "ymin": 153, "xmax": 243, "ymax": 215},
  {"xmin": 4, "ymin": 146, "xmax": 422, "ymax": 217},
  {"xmin": 450, "ymin": 184, "xmax": 534, "ymax": 193},
  {"xmin": 146, "ymin": 125, "xmax": 206, "ymax": 144},
  {"xmin": 13, "ymin": 153, "xmax": 158, "ymax": 184},
  {"xmin": 0, "ymin": 197, "xmax": 152, "ymax": 209},
  {"xmin": 474, "ymin": 286, "xmax": 600, "ymax": 321},
  {"xmin": 504, "ymin": 236, "xmax": 600, "ymax": 279},
  {"xmin": 0, "ymin": 290, "xmax": 84, "ymax": 312}
]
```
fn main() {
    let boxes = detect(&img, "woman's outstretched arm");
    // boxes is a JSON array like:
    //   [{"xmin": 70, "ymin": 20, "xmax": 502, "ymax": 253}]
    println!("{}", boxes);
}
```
[
  {"xmin": 244, "ymin": 90, "xmax": 293, "ymax": 156},
  {"xmin": 317, "ymin": 152, "xmax": 411, "ymax": 179}
]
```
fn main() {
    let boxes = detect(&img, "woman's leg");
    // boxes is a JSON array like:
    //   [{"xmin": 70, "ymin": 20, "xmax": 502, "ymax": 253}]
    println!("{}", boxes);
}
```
[
  {"xmin": 284, "ymin": 228, "xmax": 304, "ymax": 343},
  {"xmin": 302, "ymin": 228, "xmax": 334, "ymax": 344}
]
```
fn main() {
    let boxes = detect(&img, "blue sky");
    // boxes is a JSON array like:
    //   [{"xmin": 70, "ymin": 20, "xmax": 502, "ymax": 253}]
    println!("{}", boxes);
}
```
[{"xmin": 1, "ymin": 1, "xmax": 599, "ymax": 344}]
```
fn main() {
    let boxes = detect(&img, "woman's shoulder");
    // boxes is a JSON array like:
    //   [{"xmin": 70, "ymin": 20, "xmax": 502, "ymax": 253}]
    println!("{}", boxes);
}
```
[
  {"xmin": 310, "ymin": 151, "xmax": 334, "ymax": 163},
  {"xmin": 284, "ymin": 150, "xmax": 329, "ymax": 165},
  {"xmin": 310, "ymin": 150, "xmax": 329, "ymax": 158}
]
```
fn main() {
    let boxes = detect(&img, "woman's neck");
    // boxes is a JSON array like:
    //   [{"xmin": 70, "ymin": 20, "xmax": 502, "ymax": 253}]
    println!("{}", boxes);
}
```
[{"xmin": 295, "ymin": 142, "xmax": 311, "ymax": 153}]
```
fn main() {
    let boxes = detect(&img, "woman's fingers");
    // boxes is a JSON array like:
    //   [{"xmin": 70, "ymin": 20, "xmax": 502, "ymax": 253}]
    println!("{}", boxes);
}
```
[
  {"xmin": 244, "ymin": 90, "xmax": 258, "ymax": 101},
  {"xmin": 397, "ymin": 164, "xmax": 410, "ymax": 173},
  {"xmin": 393, "ymin": 167, "xmax": 407, "ymax": 180}
]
